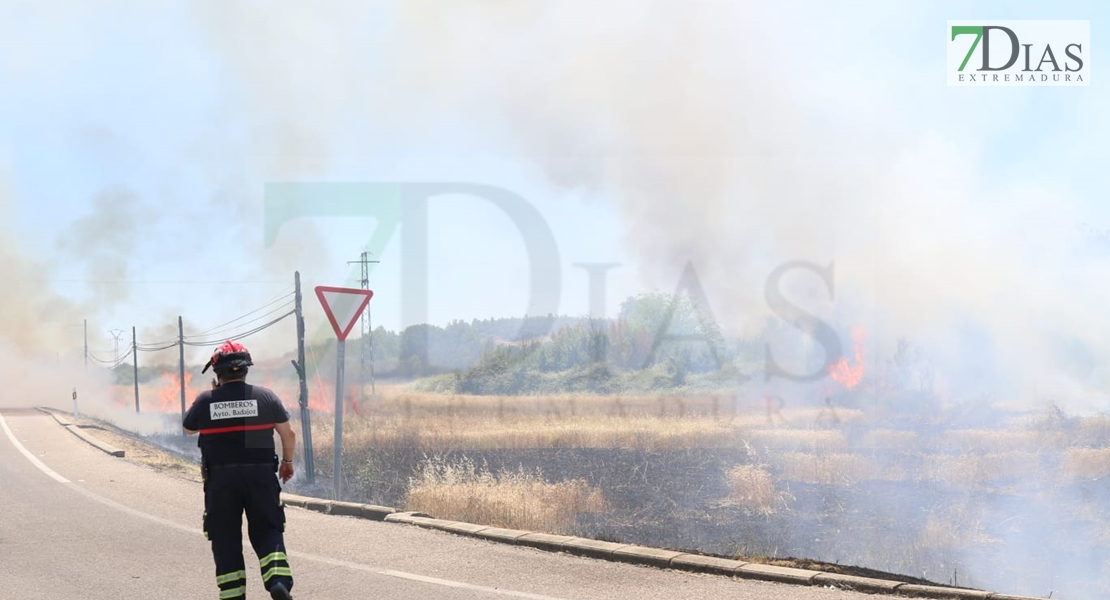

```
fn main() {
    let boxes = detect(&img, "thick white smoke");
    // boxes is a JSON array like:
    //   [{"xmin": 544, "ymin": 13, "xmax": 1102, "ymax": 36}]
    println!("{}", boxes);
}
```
[
  {"xmin": 0, "ymin": 2, "xmax": 326, "ymax": 417},
  {"xmin": 186, "ymin": 0, "xmax": 1110, "ymax": 412},
  {"xmin": 182, "ymin": 4, "xmax": 1110, "ymax": 598}
]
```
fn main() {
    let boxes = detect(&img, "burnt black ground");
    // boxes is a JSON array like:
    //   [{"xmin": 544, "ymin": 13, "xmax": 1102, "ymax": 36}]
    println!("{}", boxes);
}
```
[{"xmin": 128, "ymin": 416, "xmax": 1110, "ymax": 598}]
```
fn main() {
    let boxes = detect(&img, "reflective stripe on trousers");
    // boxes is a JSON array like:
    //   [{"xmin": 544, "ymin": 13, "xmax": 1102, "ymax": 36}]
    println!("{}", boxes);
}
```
[
  {"xmin": 216, "ymin": 570, "xmax": 246, "ymax": 599},
  {"xmin": 260, "ymin": 551, "xmax": 293, "ymax": 583}
]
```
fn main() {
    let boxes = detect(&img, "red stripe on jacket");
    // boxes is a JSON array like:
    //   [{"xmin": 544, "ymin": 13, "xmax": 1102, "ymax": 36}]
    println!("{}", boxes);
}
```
[{"xmin": 199, "ymin": 423, "xmax": 276, "ymax": 435}]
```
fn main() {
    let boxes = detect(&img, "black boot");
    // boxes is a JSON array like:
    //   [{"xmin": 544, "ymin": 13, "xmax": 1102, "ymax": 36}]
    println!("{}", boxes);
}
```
[{"xmin": 270, "ymin": 582, "xmax": 293, "ymax": 600}]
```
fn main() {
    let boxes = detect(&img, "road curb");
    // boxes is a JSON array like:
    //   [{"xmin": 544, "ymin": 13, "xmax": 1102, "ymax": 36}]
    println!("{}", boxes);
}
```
[
  {"xmin": 669, "ymin": 553, "xmax": 748, "ymax": 576},
  {"xmin": 45, "ymin": 413, "xmax": 1055, "ymax": 600},
  {"xmin": 893, "ymin": 584, "xmax": 996, "ymax": 599},
  {"xmin": 35, "ymin": 407, "xmax": 125, "ymax": 458},
  {"xmin": 812, "ymin": 572, "xmax": 904, "ymax": 594},
  {"xmin": 35, "ymin": 407, "xmax": 72, "ymax": 427},
  {"xmin": 334, "ymin": 508, "xmax": 1051, "ymax": 599},
  {"xmin": 281, "ymin": 495, "xmax": 395, "ymax": 521},
  {"xmin": 736, "ymin": 562, "xmax": 820, "ymax": 585}
]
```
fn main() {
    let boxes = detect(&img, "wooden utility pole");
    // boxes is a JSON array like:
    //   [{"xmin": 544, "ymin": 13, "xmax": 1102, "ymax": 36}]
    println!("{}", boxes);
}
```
[
  {"xmin": 132, "ymin": 326, "xmax": 139, "ymax": 413},
  {"xmin": 178, "ymin": 316, "xmax": 187, "ymax": 427},
  {"xmin": 293, "ymin": 271, "xmax": 315, "ymax": 484}
]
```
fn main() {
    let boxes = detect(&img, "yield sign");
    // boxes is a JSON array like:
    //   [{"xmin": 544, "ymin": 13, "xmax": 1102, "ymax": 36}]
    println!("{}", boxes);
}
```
[{"xmin": 315, "ymin": 286, "xmax": 374, "ymax": 341}]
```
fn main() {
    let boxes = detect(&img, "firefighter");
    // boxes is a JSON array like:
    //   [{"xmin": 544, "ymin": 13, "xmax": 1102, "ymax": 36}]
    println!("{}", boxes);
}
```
[{"xmin": 183, "ymin": 340, "xmax": 297, "ymax": 600}]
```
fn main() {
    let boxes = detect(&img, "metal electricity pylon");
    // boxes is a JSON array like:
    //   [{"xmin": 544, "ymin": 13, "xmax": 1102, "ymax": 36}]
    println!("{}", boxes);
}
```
[
  {"xmin": 109, "ymin": 328, "xmax": 125, "ymax": 365},
  {"xmin": 347, "ymin": 251, "xmax": 380, "ymax": 401}
]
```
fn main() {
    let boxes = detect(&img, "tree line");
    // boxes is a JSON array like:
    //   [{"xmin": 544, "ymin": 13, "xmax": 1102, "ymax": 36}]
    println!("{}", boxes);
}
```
[
  {"xmin": 364, "ymin": 292, "xmax": 762, "ymax": 394},
  {"xmin": 112, "ymin": 292, "xmax": 769, "ymax": 394}
]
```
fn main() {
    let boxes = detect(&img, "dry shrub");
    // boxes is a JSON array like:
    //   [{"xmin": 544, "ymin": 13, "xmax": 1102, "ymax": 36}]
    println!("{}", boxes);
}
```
[
  {"xmin": 746, "ymin": 429, "xmax": 846, "ymax": 453},
  {"xmin": 770, "ymin": 452, "xmax": 875, "ymax": 485},
  {"xmin": 1061, "ymin": 448, "xmax": 1110, "ymax": 479},
  {"xmin": 726, "ymin": 464, "xmax": 787, "ymax": 515},
  {"xmin": 404, "ymin": 455, "xmax": 606, "ymax": 534}
]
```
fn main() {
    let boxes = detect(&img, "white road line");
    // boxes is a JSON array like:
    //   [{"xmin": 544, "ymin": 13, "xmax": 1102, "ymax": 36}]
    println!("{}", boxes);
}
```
[
  {"xmin": 0, "ymin": 412, "xmax": 573, "ymax": 600},
  {"xmin": 291, "ymin": 552, "xmax": 572, "ymax": 600},
  {"xmin": 0, "ymin": 413, "xmax": 70, "ymax": 483}
]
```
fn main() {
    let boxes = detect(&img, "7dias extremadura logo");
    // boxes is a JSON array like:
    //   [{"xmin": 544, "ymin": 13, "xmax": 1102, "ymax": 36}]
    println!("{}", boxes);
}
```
[{"xmin": 948, "ymin": 20, "xmax": 1089, "ymax": 86}]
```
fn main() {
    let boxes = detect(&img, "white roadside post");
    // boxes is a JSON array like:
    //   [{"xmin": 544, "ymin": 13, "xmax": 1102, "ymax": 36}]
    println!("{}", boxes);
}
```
[
  {"xmin": 314, "ymin": 285, "xmax": 374, "ymax": 501},
  {"xmin": 72, "ymin": 387, "xmax": 78, "ymax": 420}
]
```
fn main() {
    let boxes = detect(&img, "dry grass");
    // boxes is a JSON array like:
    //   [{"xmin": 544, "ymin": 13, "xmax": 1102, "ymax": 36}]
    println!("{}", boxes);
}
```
[
  {"xmin": 382, "ymin": 391, "xmax": 758, "ymax": 421},
  {"xmin": 940, "ymin": 429, "xmax": 1057, "ymax": 454},
  {"xmin": 1074, "ymin": 417, "xmax": 1110, "ymax": 446},
  {"xmin": 403, "ymin": 455, "xmax": 607, "ymax": 533},
  {"xmin": 861, "ymin": 428, "xmax": 919, "ymax": 449},
  {"xmin": 78, "ymin": 419, "xmax": 203, "ymax": 483},
  {"xmin": 1060, "ymin": 448, "xmax": 1110, "ymax": 479},
  {"xmin": 758, "ymin": 450, "xmax": 1048, "ymax": 487},
  {"xmin": 328, "ymin": 413, "xmax": 752, "ymax": 452},
  {"xmin": 920, "ymin": 452, "xmax": 1044, "ymax": 487},
  {"xmin": 769, "ymin": 452, "xmax": 879, "ymax": 485},
  {"xmin": 725, "ymin": 464, "xmax": 789, "ymax": 515},
  {"xmin": 917, "ymin": 501, "xmax": 998, "ymax": 550},
  {"xmin": 761, "ymin": 407, "xmax": 869, "ymax": 427},
  {"xmin": 745, "ymin": 428, "xmax": 848, "ymax": 453}
]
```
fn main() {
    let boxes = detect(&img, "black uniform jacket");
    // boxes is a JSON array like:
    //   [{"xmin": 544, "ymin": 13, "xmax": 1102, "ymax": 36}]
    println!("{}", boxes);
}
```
[{"xmin": 183, "ymin": 381, "xmax": 290, "ymax": 466}]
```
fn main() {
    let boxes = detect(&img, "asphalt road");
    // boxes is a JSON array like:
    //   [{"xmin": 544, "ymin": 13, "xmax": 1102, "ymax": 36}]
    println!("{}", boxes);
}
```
[{"xmin": 0, "ymin": 408, "xmax": 910, "ymax": 600}]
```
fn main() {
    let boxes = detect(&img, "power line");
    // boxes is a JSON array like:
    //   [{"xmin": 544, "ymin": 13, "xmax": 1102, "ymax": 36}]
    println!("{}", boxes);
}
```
[
  {"xmin": 136, "ymin": 341, "xmax": 180, "ymax": 352},
  {"xmin": 81, "ymin": 277, "xmax": 300, "ymax": 362},
  {"xmin": 190, "ymin": 286, "xmax": 296, "ymax": 337},
  {"xmin": 183, "ymin": 310, "xmax": 294, "ymax": 347},
  {"xmin": 88, "ymin": 352, "xmax": 118, "ymax": 365},
  {"xmin": 183, "ymin": 310, "xmax": 295, "ymax": 348},
  {"xmin": 135, "ymin": 335, "xmax": 181, "ymax": 349},
  {"xmin": 90, "ymin": 346, "xmax": 133, "ymax": 367},
  {"xmin": 37, "ymin": 279, "xmax": 291, "ymax": 284},
  {"xmin": 98, "ymin": 288, "xmax": 297, "ymax": 353},
  {"xmin": 190, "ymin": 298, "xmax": 296, "ymax": 341}
]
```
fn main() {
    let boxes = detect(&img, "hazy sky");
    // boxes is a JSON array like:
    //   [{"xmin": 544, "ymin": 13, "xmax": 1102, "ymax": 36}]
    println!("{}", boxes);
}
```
[{"xmin": 3, "ymin": 1, "xmax": 1109, "ymax": 408}]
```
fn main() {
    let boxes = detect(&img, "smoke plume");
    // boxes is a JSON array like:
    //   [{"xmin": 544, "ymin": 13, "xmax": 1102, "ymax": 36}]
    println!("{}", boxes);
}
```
[
  {"xmin": 185, "ymin": 1, "xmax": 1109, "ymax": 410},
  {"xmin": 0, "ymin": 167, "xmax": 82, "ymax": 353},
  {"xmin": 181, "ymin": 3, "xmax": 1109, "ymax": 598},
  {"xmin": 56, "ymin": 185, "xmax": 146, "ymax": 309}
]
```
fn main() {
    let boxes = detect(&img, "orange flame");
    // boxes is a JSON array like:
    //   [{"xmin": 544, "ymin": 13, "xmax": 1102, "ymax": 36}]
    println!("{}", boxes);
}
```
[
  {"xmin": 310, "ymin": 379, "xmax": 333, "ymax": 412},
  {"xmin": 265, "ymin": 377, "xmax": 355, "ymax": 415},
  {"xmin": 304, "ymin": 379, "xmax": 363, "ymax": 415},
  {"xmin": 123, "ymin": 369, "xmax": 361, "ymax": 416},
  {"xmin": 828, "ymin": 327, "xmax": 865, "ymax": 390},
  {"xmin": 154, "ymin": 370, "xmax": 202, "ymax": 413}
]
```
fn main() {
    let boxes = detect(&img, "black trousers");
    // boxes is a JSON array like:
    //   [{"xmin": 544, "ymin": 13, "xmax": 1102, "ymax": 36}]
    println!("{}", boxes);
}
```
[{"xmin": 202, "ymin": 463, "xmax": 293, "ymax": 598}]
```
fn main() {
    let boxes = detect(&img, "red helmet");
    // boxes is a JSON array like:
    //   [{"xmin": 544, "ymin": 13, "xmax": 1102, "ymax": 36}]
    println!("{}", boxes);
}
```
[{"xmin": 202, "ymin": 340, "xmax": 254, "ymax": 374}]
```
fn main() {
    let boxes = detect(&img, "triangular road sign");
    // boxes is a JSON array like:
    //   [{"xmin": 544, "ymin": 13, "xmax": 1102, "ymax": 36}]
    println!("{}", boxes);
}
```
[{"xmin": 315, "ymin": 286, "xmax": 374, "ymax": 341}]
